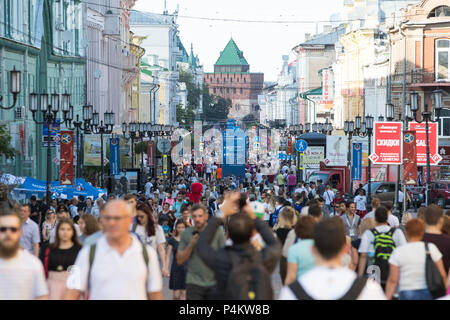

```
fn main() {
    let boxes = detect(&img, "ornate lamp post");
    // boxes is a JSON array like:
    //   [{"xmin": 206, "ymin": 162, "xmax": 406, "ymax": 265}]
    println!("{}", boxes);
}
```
[
  {"xmin": 344, "ymin": 119, "xmax": 355, "ymax": 196},
  {"xmin": 0, "ymin": 67, "xmax": 21, "ymax": 110},
  {"xmin": 91, "ymin": 110, "xmax": 115, "ymax": 188},
  {"xmin": 29, "ymin": 92, "xmax": 67, "ymax": 205},
  {"xmin": 63, "ymin": 102, "xmax": 93, "ymax": 179},
  {"xmin": 122, "ymin": 122, "xmax": 138, "ymax": 168},
  {"xmin": 409, "ymin": 89, "xmax": 442, "ymax": 206}
]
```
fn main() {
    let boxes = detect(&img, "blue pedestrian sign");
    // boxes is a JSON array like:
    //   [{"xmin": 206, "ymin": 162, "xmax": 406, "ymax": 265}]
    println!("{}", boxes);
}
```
[{"xmin": 295, "ymin": 139, "xmax": 308, "ymax": 152}]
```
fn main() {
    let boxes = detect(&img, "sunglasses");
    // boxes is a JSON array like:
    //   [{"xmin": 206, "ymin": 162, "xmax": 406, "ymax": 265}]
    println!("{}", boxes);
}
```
[{"xmin": 0, "ymin": 226, "xmax": 19, "ymax": 233}]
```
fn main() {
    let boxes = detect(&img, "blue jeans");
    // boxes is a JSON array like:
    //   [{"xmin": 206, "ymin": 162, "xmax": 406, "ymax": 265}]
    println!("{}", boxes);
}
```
[{"xmin": 399, "ymin": 289, "xmax": 433, "ymax": 300}]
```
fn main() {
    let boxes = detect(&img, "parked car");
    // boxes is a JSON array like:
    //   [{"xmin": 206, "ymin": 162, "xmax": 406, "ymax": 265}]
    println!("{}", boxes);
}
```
[
  {"xmin": 362, "ymin": 182, "xmax": 413, "ymax": 207},
  {"xmin": 430, "ymin": 181, "xmax": 450, "ymax": 208}
]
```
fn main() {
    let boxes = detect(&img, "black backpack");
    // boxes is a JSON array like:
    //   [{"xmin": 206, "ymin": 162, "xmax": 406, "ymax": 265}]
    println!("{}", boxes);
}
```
[
  {"xmin": 224, "ymin": 249, "xmax": 273, "ymax": 300},
  {"xmin": 288, "ymin": 276, "xmax": 368, "ymax": 300},
  {"xmin": 371, "ymin": 228, "xmax": 396, "ymax": 284}
]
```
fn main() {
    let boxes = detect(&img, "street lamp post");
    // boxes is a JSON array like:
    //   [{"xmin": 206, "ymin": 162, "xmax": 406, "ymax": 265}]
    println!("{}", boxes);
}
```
[
  {"xmin": 63, "ymin": 103, "xmax": 93, "ymax": 179},
  {"xmin": 0, "ymin": 67, "xmax": 21, "ymax": 110},
  {"xmin": 344, "ymin": 120, "xmax": 355, "ymax": 197},
  {"xmin": 29, "ymin": 92, "xmax": 67, "ymax": 206},
  {"xmin": 91, "ymin": 110, "xmax": 115, "ymax": 188},
  {"xmin": 122, "ymin": 122, "xmax": 138, "ymax": 168},
  {"xmin": 410, "ymin": 89, "xmax": 443, "ymax": 206}
]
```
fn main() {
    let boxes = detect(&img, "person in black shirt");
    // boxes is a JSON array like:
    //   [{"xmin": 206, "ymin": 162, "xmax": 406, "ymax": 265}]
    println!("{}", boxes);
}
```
[
  {"xmin": 29, "ymin": 196, "xmax": 42, "ymax": 225},
  {"xmin": 40, "ymin": 218, "xmax": 81, "ymax": 300}
]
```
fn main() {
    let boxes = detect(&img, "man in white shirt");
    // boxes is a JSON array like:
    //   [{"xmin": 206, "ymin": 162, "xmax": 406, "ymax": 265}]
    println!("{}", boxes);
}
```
[
  {"xmin": 294, "ymin": 182, "xmax": 307, "ymax": 195},
  {"xmin": 145, "ymin": 179, "xmax": 153, "ymax": 198},
  {"xmin": 358, "ymin": 206, "xmax": 406, "ymax": 286},
  {"xmin": 279, "ymin": 217, "xmax": 386, "ymax": 300},
  {"xmin": 0, "ymin": 209, "xmax": 48, "ymax": 300},
  {"xmin": 18, "ymin": 204, "xmax": 40, "ymax": 256},
  {"xmin": 323, "ymin": 185, "xmax": 335, "ymax": 215},
  {"xmin": 354, "ymin": 189, "xmax": 367, "ymax": 218},
  {"xmin": 65, "ymin": 200, "xmax": 163, "ymax": 300}
]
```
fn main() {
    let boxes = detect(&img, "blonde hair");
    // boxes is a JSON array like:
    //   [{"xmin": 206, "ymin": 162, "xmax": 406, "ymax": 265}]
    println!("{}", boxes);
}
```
[
  {"xmin": 277, "ymin": 207, "xmax": 297, "ymax": 229},
  {"xmin": 402, "ymin": 212, "xmax": 413, "ymax": 225},
  {"xmin": 358, "ymin": 217, "xmax": 376, "ymax": 236}
]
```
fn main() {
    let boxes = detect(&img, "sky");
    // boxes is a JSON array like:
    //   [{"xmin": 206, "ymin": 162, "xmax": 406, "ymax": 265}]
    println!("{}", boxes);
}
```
[{"xmin": 133, "ymin": 0, "xmax": 344, "ymax": 82}]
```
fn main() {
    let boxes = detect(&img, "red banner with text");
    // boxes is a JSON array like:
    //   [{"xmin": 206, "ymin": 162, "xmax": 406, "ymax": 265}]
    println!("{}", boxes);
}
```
[
  {"xmin": 409, "ymin": 122, "xmax": 442, "ymax": 166},
  {"xmin": 60, "ymin": 131, "xmax": 74, "ymax": 185},
  {"xmin": 403, "ymin": 131, "xmax": 417, "ymax": 185},
  {"xmin": 369, "ymin": 122, "xmax": 403, "ymax": 164}
]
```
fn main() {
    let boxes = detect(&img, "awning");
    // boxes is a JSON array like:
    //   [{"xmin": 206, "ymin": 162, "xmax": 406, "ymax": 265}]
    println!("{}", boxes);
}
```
[{"xmin": 299, "ymin": 87, "xmax": 322, "ymax": 99}]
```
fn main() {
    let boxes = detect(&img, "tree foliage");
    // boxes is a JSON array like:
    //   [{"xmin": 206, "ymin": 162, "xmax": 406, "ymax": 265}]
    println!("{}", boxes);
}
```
[
  {"xmin": 201, "ymin": 83, "xmax": 232, "ymax": 124},
  {"xmin": 0, "ymin": 124, "xmax": 15, "ymax": 159},
  {"xmin": 241, "ymin": 113, "xmax": 258, "ymax": 129},
  {"xmin": 176, "ymin": 103, "xmax": 196, "ymax": 126}
]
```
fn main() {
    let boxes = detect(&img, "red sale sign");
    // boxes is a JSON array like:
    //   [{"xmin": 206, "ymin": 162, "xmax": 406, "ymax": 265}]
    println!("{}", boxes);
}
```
[
  {"xmin": 369, "ymin": 122, "xmax": 403, "ymax": 164},
  {"xmin": 409, "ymin": 122, "xmax": 442, "ymax": 166}
]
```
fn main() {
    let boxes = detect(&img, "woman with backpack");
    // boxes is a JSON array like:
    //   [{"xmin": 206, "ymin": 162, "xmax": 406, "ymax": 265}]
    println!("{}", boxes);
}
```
[
  {"xmin": 134, "ymin": 203, "xmax": 169, "ymax": 277},
  {"xmin": 385, "ymin": 218, "xmax": 447, "ymax": 300},
  {"xmin": 40, "ymin": 218, "xmax": 82, "ymax": 300}
]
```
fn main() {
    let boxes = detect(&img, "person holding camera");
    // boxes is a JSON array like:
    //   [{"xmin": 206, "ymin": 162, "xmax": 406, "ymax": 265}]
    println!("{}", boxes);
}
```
[{"xmin": 176, "ymin": 204, "xmax": 226, "ymax": 300}]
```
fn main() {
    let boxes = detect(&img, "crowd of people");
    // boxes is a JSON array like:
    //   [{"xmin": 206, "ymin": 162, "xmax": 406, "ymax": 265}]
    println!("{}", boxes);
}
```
[{"xmin": 1, "ymin": 161, "xmax": 450, "ymax": 300}]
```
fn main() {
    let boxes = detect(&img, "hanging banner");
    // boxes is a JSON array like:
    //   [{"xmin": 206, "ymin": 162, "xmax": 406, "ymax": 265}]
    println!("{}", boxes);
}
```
[
  {"xmin": 325, "ymin": 136, "xmax": 348, "ymax": 167},
  {"xmin": 148, "ymin": 141, "xmax": 155, "ymax": 166},
  {"xmin": 60, "ymin": 131, "xmax": 74, "ymax": 185},
  {"xmin": 403, "ymin": 131, "xmax": 417, "ymax": 185},
  {"xmin": 303, "ymin": 146, "xmax": 325, "ymax": 168},
  {"xmin": 287, "ymin": 138, "xmax": 292, "ymax": 155},
  {"xmin": 409, "ymin": 122, "xmax": 442, "ymax": 166},
  {"xmin": 352, "ymin": 143, "xmax": 362, "ymax": 180},
  {"xmin": 84, "ymin": 134, "xmax": 102, "ymax": 166},
  {"xmin": 110, "ymin": 138, "xmax": 120, "ymax": 176},
  {"xmin": 369, "ymin": 122, "xmax": 403, "ymax": 164}
]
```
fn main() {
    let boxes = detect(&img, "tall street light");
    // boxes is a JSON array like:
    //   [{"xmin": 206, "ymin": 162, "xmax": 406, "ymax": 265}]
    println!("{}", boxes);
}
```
[
  {"xmin": 63, "ymin": 101, "xmax": 93, "ymax": 179},
  {"xmin": 344, "ymin": 119, "xmax": 355, "ymax": 197},
  {"xmin": 410, "ymin": 89, "xmax": 443, "ymax": 206},
  {"xmin": 122, "ymin": 122, "xmax": 138, "ymax": 168},
  {"xmin": 0, "ymin": 67, "xmax": 21, "ymax": 110},
  {"xmin": 91, "ymin": 110, "xmax": 115, "ymax": 188},
  {"xmin": 29, "ymin": 92, "xmax": 67, "ymax": 206}
]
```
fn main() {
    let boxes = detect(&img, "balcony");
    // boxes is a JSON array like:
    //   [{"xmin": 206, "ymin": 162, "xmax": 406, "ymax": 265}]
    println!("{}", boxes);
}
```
[{"xmin": 410, "ymin": 69, "xmax": 450, "ymax": 87}]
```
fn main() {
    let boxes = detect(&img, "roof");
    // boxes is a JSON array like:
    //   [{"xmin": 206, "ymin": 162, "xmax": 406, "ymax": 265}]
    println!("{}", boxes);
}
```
[
  {"xmin": 141, "ymin": 69, "xmax": 153, "ymax": 77},
  {"xmin": 177, "ymin": 37, "xmax": 189, "ymax": 63},
  {"xmin": 215, "ymin": 38, "xmax": 249, "ymax": 66},
  {"xmin": 299, "ymin": 25, "xmax": 346, "ymax": 46},
  {"xmin": 299, "ymin": 87, "xmax": 322, "ymax": 98},
  {"xmin": 130, "ymin": 10, "xmax": 175, "ymax": 25}
]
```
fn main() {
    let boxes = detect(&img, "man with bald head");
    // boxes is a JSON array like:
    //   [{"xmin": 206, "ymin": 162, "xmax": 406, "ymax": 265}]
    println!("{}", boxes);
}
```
[{"xmin": 65, "ymin": 200, "xmax": 163, "ymax": 300}]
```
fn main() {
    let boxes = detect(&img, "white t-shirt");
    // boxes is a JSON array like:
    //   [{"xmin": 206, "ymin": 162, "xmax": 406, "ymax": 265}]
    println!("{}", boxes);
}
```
[
  {"xmin": 256, "ymin": 173, "xmax": 263, "ymax": 183},
  {"xmin": 294, "ymin": 187, "xmax": 306, "ymax": 195},
  {"xmin": 389, "ymin": 241, "xmax": 442, "ymax": 292},
  {"xmin": 66, "ymin": 234, "xmax": 162, "ymax": 299},
  {"xmin": 323, "ymin": 190, "xmax": 335, "ymax": 205},
  {"xmin": 358, "ymin": 225, "xmax": 407, "ymax": 255},
  {"xmin": 279, "ymin": 266, "xmax": 386, "ymax": 300},
  {"xmin": 354, "ymin": 195, "xmax": 367, "ymax": 211},
  {"xmin": 263, "ymin": 203, "xmax": 274, "ymax": 221},
  {"xmin": 245, "ymin": 172, "xmax": 252, "ymax": 182},
  {"xmin": 398, "ymin": 191, "xmax": 404, "ymax": 203},
  {"xmin": 273, "ymin": 185, "xmax": 279, "ymax": 196},
  {"xmin": 0, "ymin": 249, "xmax": 48, "ymax": 300},
  {"xmin": 145, "ymin": 182, "xmax": 153, "ymax": 196},
  {"xmin": 363, "ymin": 211, "xmax": 400, "ymax": 228},
  {"xmin": 134, "ymin": 224, "xmax": 166, "ymax": 250}
]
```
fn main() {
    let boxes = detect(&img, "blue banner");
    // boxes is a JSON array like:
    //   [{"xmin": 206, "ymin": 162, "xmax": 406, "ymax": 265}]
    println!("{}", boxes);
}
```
[
  {"xmin": 352, "ymin": 143, "xmax": 362, "ymax": 180},
  {"xmin": 110, "ymin": 138, "xmax": 120, "ymax": 176}
]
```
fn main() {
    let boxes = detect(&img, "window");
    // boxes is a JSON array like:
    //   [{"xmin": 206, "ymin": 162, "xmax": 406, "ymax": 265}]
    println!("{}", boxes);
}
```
[
  {"xmin": 233, "ymin": 88, "xmax": 236, "ymax": 94},
  {"xmin": 220, "ymin": 88, "xmax": 223, "ymax": 93},
  {"xmin": 230, "ymin": 78, "xmax": 233, "ymax": 83},
  {"xmin": 213, "ymin": 88, "xmax": 216, "ymax": 94},
  {"xmin": 217, "ymin": 78, "xmax": 219, "ymax": 83},
  {"xmin": 240, "ymin": 88, "xmax": 243, "ymax": 94},
  {"xmin": 436, "ymin": 39, "xmax": 450, "ymax": 81},
  {"xmin": 429, "ymin": 6, "xmax": 450, "ymax": 18},
  {"xmin": 438, "ymin": 108, "xmax": 450, "ymax": 137},
  {"xmin": 227, "ymin": 88, "xmax": 229, "ymax": 93},
  {"xmin": 244, "ymin": 78, "xmax": 247, "ymax": 83}
]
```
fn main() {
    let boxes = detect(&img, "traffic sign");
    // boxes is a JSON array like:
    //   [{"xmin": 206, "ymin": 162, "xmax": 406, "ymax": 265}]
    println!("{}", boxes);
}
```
[
  {"xmin": 370, "ymin": 122, "xmax": 403, "ymax": 164},
  {"xmin": 53, "ymin": 157, "xmax": 60, "ymax": 165},
  {"xmin": 157, "ymin": 139, "xmax": 171, "ymax": 154},
  {"xmin": 103, "ymin": 157, "xmax": 109, "ymax": 165},
  {"xmin": 295, "ymin": 139, "xmax": 308, "ymax": 152},
  {"xmin": 409, "ymin": 122, "xmax": 442, "ymax": 165}
]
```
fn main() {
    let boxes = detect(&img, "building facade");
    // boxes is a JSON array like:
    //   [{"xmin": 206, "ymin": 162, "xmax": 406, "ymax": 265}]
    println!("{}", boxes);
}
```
[
  {"xmin": 203, "ymin": 38, "xmax": 264, "ymax": 120},
  {"xmin": 0, "ymin": 0, "xmax": 86, "ymax": 180}
]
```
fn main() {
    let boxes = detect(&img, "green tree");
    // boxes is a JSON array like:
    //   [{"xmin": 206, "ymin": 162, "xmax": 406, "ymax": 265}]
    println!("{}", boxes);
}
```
[
  {"xmin": 241, "ymin": 113, "xmax": 258, "ymax": 129},
  {"xmin": 201, "ymin": 83, "xmax": 232, "ymax": 123},
  {"xmin": 0, "ymin": 124, "xmax": 14, "ymax": 159},
  {"xmin": 176, "ymin": 103, "xmax": 195, "ymax": 126},
  {"xmin": 179, "ymin": 69, "xmax": 202, "ymax": 108}
]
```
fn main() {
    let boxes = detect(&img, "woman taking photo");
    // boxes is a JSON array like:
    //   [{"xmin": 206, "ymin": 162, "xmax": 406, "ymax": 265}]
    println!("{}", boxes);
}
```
[
  {"xmin": 385, "ymin": 218, "xmax": 447, "ymax": 300},
  {"xmin": 42, "ymin": 209, "xmax": 57, "ymax": 244},
  {"xmin": 166, "ymin": 220, "xmax": 189, "ymax": 300},
  {"xmin": 134, "ymin": 203, "xmax": 169, "ymax": 277},
  {"xmin": 78, "ymin": 214, "xmax": 100, "ymax": 244},
  {"xmin": 40, "ymin": 218, "xmax": 82, "ymax": 300}
]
